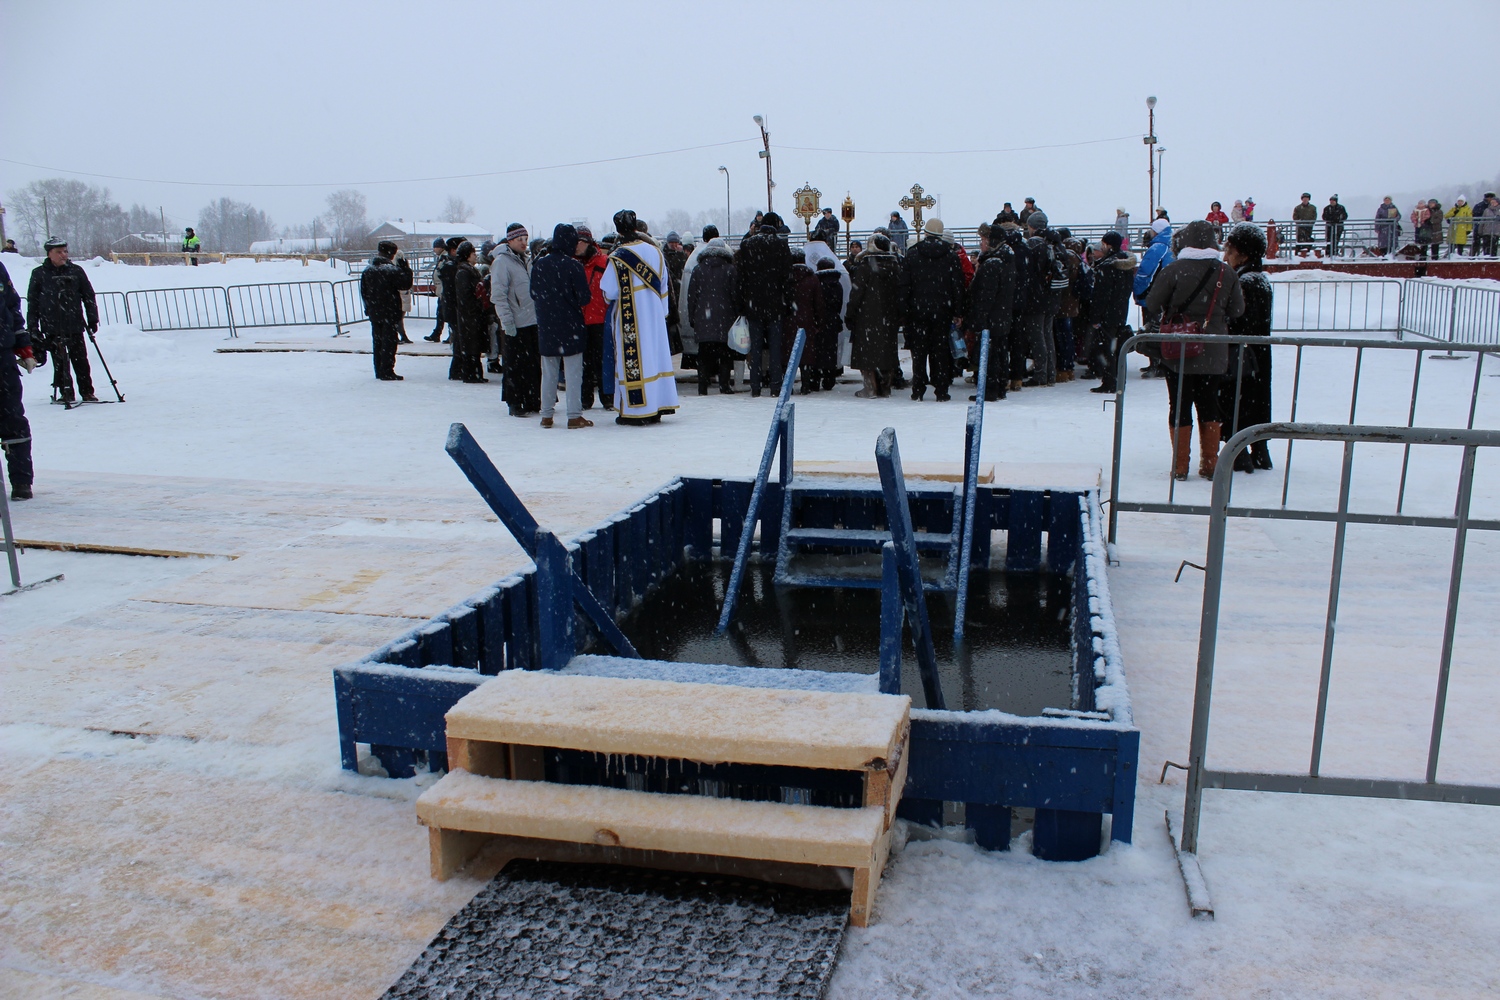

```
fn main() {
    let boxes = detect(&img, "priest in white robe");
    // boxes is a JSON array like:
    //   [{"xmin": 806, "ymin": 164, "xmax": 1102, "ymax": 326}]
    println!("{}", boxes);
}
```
[{"xmin": 600, "ymin": 210, "xmax": 680, "ymax": 424}]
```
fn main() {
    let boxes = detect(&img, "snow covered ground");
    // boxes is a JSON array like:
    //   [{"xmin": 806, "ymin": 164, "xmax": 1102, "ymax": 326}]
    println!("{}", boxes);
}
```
[{"xmin": 3, "ymin": 259, "xmax": 1499, "ymax": 998}]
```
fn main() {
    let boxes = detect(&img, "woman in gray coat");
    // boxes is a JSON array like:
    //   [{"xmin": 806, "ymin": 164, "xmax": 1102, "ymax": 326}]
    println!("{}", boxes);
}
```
[{"xmin": 1145, "ymin": 220, "xmax": 1245, "ymax": 480}]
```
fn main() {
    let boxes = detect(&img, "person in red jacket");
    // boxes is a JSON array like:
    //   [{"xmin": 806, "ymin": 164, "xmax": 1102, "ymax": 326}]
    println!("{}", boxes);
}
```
[
  {"xmin": 1205, "ymin": 202, "xmax": 1229, "ymax": 238},
  {"xmin": 574, "ymin": 225, "xmax": 611, "ymax": 409}
]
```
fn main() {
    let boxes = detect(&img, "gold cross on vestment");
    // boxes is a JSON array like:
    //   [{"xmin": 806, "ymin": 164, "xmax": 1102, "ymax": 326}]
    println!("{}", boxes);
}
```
[{"xmin": 899, "ymin": 183, "xmax": 935, "ymax": 232}]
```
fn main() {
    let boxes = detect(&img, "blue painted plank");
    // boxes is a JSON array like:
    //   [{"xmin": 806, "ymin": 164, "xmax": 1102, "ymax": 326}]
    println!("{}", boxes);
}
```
[
  {"xmin": 384, "ymin": 636, "xmax": 420, "ymax": 668},
  {"xmin": 416, "ymin": 620, "xmax": 453, "ymax": 667},
  {"xmin": 333, "ymin": 670, "xmax": 359, "ymax": 771},
  {"xmin": 910, "ymin": 715, "xmax": 1132, "ymax": 748},
  {"xmin": 878, "ymin": 543, "xmax": 903, "ymax": 695},
  {"xmin": 629, "ymin": 505, "xmax": 650, "ymax": 603},
  {"xmin": 1110, "ymin": 730, "xmax": 1139, "ymax": 843},
  {"xmin": 684, "ymin": 477, "xmax": 715, "ymax": 558},
  {"xmin": 448, "ymin": 604, "xmax": 479, "ymax": 670},
  {"xmin": 444, "ymin": 423, "xmax": 542, "ymax": 555},
  {"xmin": 504, "ymin": 578, "xmax": 534, "ymax": 671},
  {"xmin": 718, "ymin": 479, "xmax": 752, "ymax": 558},
  {"xmin": 1005, "ymin": 490, "xmax": 1044, "ymax": 573},
  {"xmin": 476, "ymin": 590, "xmax": 506, "ymax": 674},
  {"xmin": 1047, "ymin": 491, "xmax": 1082, "ymax": 574},
  {"xmin": 903, "ymin": 740, "xmax": 1122, "ymax": 814},
  {"xmin": 534, "ymin": 530, "xmax": 575, "ymax": 672}
]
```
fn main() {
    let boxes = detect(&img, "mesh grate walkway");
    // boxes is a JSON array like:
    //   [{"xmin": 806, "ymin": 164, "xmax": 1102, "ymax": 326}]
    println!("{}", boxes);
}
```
[{"xmin": 383, "ymin": 859, "xmax": 849, "ymax": 999}]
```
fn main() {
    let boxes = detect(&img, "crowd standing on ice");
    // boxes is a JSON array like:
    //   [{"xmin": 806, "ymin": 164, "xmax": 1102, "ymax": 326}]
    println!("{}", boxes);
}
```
[{"xmin": 349, "ymin": 199, "xmax": 1285, "ymax": 481}]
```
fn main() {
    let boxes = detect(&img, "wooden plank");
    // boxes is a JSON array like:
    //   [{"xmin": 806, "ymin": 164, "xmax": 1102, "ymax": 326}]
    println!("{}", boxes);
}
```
[
  {"xmin": 1005, "ymin": 490, "xmax": 1044, "ymax": 572},
  {"xmin": 416, "ymin": 771, "xmax": 885, "ymax": 869},
  {"xmin": 445, "ymin": 671, "xmax": 910, "ymax": 772},
  {"xmin": 793, "ymin": 460, "xmax": 996, "ymax": 484},
  {"xmin": 1046, "ymin": 490, "xmax": 1083, "ymax": 574},
  {"xmin": 430, "ymin": 826, "xmax": 493, "ymax": 880},
  {"xmin": 434, "ymin": 832, "xmax": 855, "ymax": 893},
  {"xmin": 447, "ymin": 736, "xmax": 508, "ymax": 778},
  {"xmin": 849, "ymin": 828, "xmax": 891, "ymax": 928},
  {"xmin": 683, "ymin": 477, "xmax": 715, "ymax": 558}
]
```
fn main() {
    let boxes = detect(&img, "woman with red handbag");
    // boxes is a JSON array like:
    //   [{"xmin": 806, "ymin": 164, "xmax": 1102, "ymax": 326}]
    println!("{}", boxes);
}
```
[{"xmin": 1144, "ymin": 220, "xmax": 1246, "ymax": 481}]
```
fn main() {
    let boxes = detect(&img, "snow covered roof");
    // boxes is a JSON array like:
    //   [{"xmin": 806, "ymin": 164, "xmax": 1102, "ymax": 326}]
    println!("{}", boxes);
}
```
[
  {"xmin": 248, "ymin": 237, "xmax": 333, "ymax": 253},
  {"xmin": 369, "ymin": 220, "xmax": 494, "ymax": 241}
]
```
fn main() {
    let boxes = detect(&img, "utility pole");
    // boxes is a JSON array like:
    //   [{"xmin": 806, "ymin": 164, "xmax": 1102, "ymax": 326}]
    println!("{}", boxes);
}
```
[
  {"xmin": 754, "ymin": 115, "xmax": 773, "ymax": 213},
  {"xmin": 43, "ymin": 197, "xmax": 51, "ymax": 240},
  {"xmin": 718, "ymin": 166, "xmax": 731, "ymax": 235},
  {"xmin": 1145, "ymin": 96, "xmax": 1158, "ymax": 223}
]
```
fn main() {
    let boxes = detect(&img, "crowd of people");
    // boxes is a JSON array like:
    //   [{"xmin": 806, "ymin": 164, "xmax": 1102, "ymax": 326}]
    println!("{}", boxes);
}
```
[
  {"xmin": 353, "ymin": 200, "xmax": 1285, "ymax": 481},
  {"xmin": 1200, "ymin": 192, "xmax": 1500, "ymax": 260}
]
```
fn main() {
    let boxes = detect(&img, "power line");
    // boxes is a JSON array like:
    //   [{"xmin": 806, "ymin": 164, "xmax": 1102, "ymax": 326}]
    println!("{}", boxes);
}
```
[
  {"xmin": 777, "ymin": 134, "xmax": 1140, "ymax": 156},
  {"xmin": 0, "ymin": 139, "xmax": 757, "ymax": 190}
]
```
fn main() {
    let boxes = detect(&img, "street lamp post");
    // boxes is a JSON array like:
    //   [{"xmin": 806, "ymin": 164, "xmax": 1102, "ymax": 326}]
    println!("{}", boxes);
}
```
[
  {"xmin": 718, "ymin": 166, "xmax": 731, "ymax": 235},
  {"xmin": 1156, "ymin": 147, "xmax": 1166, "ymax": 215},
  {"xmin": 1145, "ymin": 96, "xmax": 1158, "ymax": 223},
  {"xmin": 754, "ymin": 115, "xmax": 773, "ymax": 213}
]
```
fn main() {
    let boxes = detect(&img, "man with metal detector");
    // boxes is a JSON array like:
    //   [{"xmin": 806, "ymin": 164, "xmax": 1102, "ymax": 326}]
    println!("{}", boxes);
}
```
[
  {"xmin": 27, "ymin": 237, "xmax": 101, "ymax": 405},
  {"xmin": 0, "ymin": 258, "xmax": 36, "ymax": 500}
]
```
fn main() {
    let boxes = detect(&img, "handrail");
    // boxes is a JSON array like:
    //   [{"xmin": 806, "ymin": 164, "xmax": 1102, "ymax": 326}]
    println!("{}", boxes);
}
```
[
  {"xmin": 953, "ymin": 328, "xmax": 991, "ymax": 643},
  {"xmin": 875, "ymin": 427, "xmax": 944, "ymax": 710},
  {"xmin": 715, "ymin": 327, "xmax": 808, "ymax": 633}
]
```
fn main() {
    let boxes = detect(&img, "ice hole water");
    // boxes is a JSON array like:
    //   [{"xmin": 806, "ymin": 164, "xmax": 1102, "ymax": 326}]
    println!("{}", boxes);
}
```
[{"xmin": 607, "ymin": 557, "xmax": 1074, "ymax": 714}]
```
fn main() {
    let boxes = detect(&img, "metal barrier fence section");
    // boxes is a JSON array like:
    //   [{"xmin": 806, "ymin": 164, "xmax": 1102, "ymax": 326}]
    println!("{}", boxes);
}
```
[
  {"xmin": 124, "ymin": 286, "xmax": 235, "ymax": 335},
  {"xmin": 1178, "ymin": 423, "xmax": 1500, "ymax": 894},
  {"xmin": 94, "ymin": 290, "xmax": 129, "ymax": 326},
  {"xmin": 1106, "ymin": 334, "xmax": 1493, "ymax": 545},
  {"xmin": 226, "ymin": 281, "xmax": 345, "ymax": 336},
  {"xmin": 1399, "ymin": 278, "xmax": 1500, "ymax": 345},
  {"xmin": 1268, "ymin": 278, "xmax": 1402, "ymax": 332}
]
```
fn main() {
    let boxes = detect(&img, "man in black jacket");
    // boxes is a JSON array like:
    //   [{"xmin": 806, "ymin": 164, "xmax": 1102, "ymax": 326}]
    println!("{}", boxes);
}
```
[
  {"xmin": 733, "ymin": 212, "xmax": 793, "ymax": 395},
  {"xmin": 813, "ymin": 208, "xmax": 841, "ymax": 250},
  {"xmin": 359, "ymin": 241, "xmax": 414, "ymax": 380},
  {"xmin": 964, "ymin": 228, "xmax": 1015, "ymax": 401},
  {"xmin": 1, "ymin": 259, "xmax": 36, "ymax": 499},
  {"xmin": 1018, "ymin": 212, "xmax": 1063, "ymax": 386},
  {"xmin": 1085, "ymin": 231, "xmax": 1139, "ymax": 393},
  {"xmin": 26, "ymin": 237, "xmax": 99, "ymax": 404},
  {"xmin": 1322, "ymin": 195, "xmax": 1348, "ymax": 257},
  {"xmin": 901, "ymin": 219, "xmax": 966, "ymax": 401}
]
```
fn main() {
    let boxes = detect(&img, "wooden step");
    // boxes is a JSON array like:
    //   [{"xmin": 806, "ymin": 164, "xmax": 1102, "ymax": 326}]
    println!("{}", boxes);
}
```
[
  {"xmin": 444, "ymin": 671, "xmax": 910, "ymax": 773},
  {"xmin": 418, "ymin": 772, "xmax": 894, "ymax": 925}
]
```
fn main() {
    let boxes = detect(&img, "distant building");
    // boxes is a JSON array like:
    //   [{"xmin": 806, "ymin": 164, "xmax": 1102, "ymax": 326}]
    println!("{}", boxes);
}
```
[
  {"xmin": 248, "ymin": 237, "xmax": 335, "ymax": 254},
  {"xmin": 112, "ymin": 232, "xmax": 184, "ymax": 252},
  {"xmin": 367, "ymin": 219, "xmax": 494, "ymax": 250}
]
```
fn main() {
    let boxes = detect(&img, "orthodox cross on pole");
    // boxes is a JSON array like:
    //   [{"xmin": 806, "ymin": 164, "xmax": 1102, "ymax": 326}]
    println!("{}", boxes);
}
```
[{"xmin": 899, "ymin": 183, "xmax": 935, "ymax": 234}]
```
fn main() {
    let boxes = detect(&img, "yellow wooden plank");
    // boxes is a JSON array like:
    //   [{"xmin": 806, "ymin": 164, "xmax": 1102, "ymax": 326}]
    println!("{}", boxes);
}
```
[
  {"xmin": 445, "ymin": 672, "xmax": 910, "ymax": 772},
  {"xmin": 417, "ymin": 772, "xmax": 885, "ymax": 869}
]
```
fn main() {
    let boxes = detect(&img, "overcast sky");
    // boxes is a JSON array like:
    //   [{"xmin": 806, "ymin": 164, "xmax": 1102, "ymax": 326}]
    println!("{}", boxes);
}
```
[{"xmin": 5, "ymin": 0, "xmax": 1496, "ymax": 239}]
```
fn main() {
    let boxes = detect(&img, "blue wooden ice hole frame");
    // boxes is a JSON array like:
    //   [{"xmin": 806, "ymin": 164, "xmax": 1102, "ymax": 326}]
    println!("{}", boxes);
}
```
[{"xmin": 333, "ymin": 424, "xmax": 1137, "ymax": 860}]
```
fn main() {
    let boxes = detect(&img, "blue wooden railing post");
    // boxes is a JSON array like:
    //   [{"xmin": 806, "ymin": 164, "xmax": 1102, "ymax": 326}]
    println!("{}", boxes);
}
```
[
  {"xmin": 715, "ymin": 328, "xmax": 808, "ymax": 634},
  {"xmin": 953, "ymin": 330, "xmax": 991, "ymax": 644},
  {"xmin": 878, "ymin": 542, "xmax": 903, "ymax": 695},
  {"xmin": 533, "ymin": 530, "xmax": 574, "ymax": 671},
  {"xmin": 875, "ymin": 427, "xmax": 945, "ymax": 710},
  {"xmin": 445, "ymin": 423, "xmax": 639, "ymax": 659}
]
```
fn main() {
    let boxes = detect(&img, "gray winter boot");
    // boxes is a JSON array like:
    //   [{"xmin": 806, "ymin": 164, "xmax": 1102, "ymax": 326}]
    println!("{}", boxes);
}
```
[{"xmin": 855, "ymin": 372, "xmax": 878, "ymax": 398}]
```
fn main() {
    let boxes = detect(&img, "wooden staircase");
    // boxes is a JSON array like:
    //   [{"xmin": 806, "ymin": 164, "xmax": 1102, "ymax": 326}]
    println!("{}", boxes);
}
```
[{"xmin": 417, "ymin": 670, "xmax": 910, "ymax": 926}]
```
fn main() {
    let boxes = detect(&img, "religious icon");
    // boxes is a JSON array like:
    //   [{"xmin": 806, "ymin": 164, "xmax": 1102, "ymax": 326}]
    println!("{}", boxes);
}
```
[{"xmin": 793, "ymin": 184, "xmax": 822, "ymax": 228}]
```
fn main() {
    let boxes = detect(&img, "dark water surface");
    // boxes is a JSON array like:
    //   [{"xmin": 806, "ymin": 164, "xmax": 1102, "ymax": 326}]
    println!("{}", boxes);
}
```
[{"xmin": 613, "ymin": 559, "xmax": 1074, "ymax": 715}]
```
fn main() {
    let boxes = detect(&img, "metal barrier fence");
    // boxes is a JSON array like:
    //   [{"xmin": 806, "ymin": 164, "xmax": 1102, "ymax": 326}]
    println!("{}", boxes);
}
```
[
  {"xmin": 1399, "ymin": 278, "xmax": 1500, "ymax": 346},
  {"xmin": 1106, "ymin": 333, "xmax": 1494, "ymax": 545},
  {"xmin": 1175, "ymin": 423, "xmax": 1500, "ymax": 910},
  {"xmin": 1268, "ymin": 278, "xmax": 1402, "ymax": 332},
  {"xmin": 225, "ymin": 280, "xmax": 347, "ymax": 336},
  {"xmin": 124, "ymin": 286, "xmax": 236, "ymax": 335}
]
